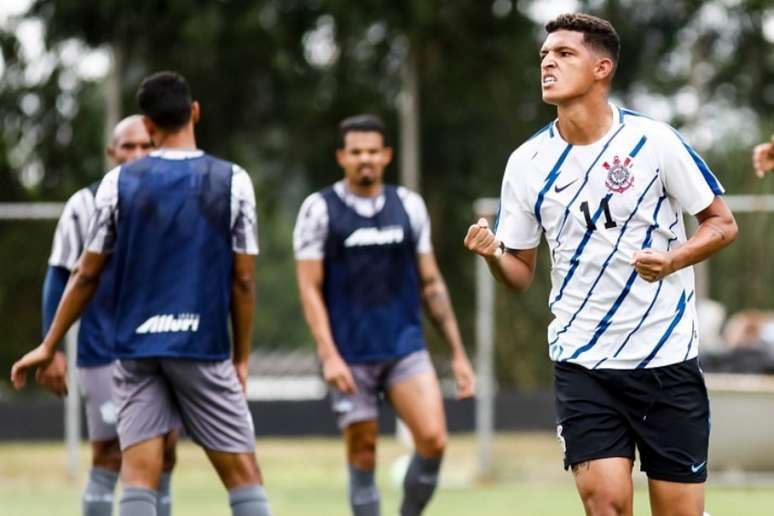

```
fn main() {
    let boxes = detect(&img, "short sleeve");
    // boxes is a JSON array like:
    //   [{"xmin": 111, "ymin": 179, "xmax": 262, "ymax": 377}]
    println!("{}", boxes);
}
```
[
  {"xmin": 397, "ymin": 187, "xmax": 432, "ymax": 254},
  {"xmin": 658, "ymin": 127, "xmax": 724, "ymax": 215},
  {"xmin": 231, "ymin": 165, "xmax": 259, "ymax": 255},
  {"xmin": 86, "ymin": 167, "xmax": 120, "ymax": 254},
  {"xmin": 494, "ymin": 151, "xmax": 542, "ymax": 250},
  {"xmin": 49, "ymin": 188, "xmax": 94, "ymax": 269},
  {"xmin": 293, "ymin": 193, "xmax": 329, "ymax": 260}
]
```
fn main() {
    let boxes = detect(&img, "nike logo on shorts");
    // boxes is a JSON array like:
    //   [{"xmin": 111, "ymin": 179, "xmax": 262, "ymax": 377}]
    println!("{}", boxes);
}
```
[
  {"xmin": 554, "ymin": 179, "xmax": 578, "ymax": 193},
  {"xmin": 690, "ymin": 461, "xmax": 706, "ymax": 473}
]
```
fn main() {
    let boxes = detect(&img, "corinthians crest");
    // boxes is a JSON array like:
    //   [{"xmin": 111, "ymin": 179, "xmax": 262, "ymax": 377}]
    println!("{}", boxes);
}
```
[{"xmin": 603, "ymin": 155, "xmax": 634, "ymax": 193}]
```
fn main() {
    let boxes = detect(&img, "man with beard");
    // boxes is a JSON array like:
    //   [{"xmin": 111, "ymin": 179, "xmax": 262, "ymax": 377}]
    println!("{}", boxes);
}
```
[{"xmin": 294, "ymin": 114, "xmax": 475, "ymax": 516}]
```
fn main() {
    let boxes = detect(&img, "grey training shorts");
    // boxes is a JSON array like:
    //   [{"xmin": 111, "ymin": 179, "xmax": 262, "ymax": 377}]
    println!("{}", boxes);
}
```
[
  {"xmin": 113, "ymin": 358, "xmax": 255, "ymax": 453},
  {"xmin": 330, "ymin": 349, "xmax": 434, "ymax": 430},
  {"xmin": 79, "ymin": 363, "xmax": 119, "ymax": 442}
]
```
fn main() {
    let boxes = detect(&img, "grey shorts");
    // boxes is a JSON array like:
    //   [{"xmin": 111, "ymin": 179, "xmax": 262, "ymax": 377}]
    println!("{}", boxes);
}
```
[
  {"xmin": 79, "ymin": 363, "xmax": 118, "ymax": 442},
  {"xmin": 113, "ymin": 358, "xmax": 255, "ymax": 453},
  {"xmin": 330, "ymin": 349, "xmax": 434, "ymax": 430}
]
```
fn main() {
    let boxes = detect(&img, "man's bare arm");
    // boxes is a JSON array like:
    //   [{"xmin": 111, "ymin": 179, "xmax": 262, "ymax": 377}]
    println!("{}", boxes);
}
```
[{"xmin": 231, "ymin": 253, "xmax": 256, "ymax": 389}]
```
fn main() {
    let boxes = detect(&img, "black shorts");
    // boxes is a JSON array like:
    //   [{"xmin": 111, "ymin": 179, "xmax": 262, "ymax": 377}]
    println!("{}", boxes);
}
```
[{"xmin": 554, "ymin": 358, "xmax": 710, "ymax": 483}]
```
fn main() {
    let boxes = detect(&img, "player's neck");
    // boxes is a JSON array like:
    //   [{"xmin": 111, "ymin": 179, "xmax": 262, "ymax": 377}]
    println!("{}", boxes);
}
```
[
  {"xmin": 555, "ymin": 97, "xmax": 613, "ymax": 146},
  {"xmin": 344, "ymin": 179, "xmax": 382, "ymax": 198},
  {"xmin": 154, "ymin": 127, "xmax": 198, "ymax": 151}
]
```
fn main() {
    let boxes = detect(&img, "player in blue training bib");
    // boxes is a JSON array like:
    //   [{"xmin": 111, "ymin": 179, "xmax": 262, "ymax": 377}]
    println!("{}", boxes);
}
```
[
  {"xmin": 465, "ymin": 13, "xmax": 737, "ymax": 516},
  {"xmin": 294, "ymin": 114, "xmax": 475, "ymax": 516}
]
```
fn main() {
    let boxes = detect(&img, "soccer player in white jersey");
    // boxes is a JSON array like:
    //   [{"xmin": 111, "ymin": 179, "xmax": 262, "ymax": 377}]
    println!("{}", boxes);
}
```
[
  {"xmin": 465, "ymin": 13, "xmax": 737, "ymax": 516},
  {"xmin": 753, "ymin": 135, "xmax": 774, "ymax": 177},
  {"xmin": 37, "ymin": 115, "xmax": 178, "ymax": 516},
  {"xmin": 294, "ymin": 114, "xmax": 475, "ymax": 516}
]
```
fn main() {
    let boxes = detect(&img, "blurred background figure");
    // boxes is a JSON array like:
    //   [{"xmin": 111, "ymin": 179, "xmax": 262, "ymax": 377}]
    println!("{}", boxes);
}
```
[{"xmin": 753, "ymin": 135, "xmax": 774, "ymax": 178}]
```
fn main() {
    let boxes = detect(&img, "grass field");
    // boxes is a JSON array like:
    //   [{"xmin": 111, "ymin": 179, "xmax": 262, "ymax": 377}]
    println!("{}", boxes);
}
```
[{"xmin": 2, "ymin": 432, "xmax": 773, "ymax": 515}]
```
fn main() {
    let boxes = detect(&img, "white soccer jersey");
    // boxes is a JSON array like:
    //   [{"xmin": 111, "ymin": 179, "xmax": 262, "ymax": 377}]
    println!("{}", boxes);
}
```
[
  {"xmin": 87, "ymin": 149, "xmax": 260, "ymax": 255},
  {"xmin": 293, "ymin": 180, "xmax": 432, "ymax": 259},
  {"xmin": 496, "ymin": 105, "xmax": 724, "ymax": 370},
  {"xmin": 49, "ymin": 186, "xmax": 97, "ymax": 270}
]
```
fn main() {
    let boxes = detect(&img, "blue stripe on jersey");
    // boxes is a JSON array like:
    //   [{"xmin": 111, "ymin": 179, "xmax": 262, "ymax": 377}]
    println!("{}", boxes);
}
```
[
  {"xmin": 493, "ymin": 201, "xmax": 502, "ymax": 233},
  {"xmin": 670, "ymin": 128, "xmax": 724, "ymax": 195},
  {"xmin": 637, "ymin": 291, "xmax": 693, "ymax": 368},
  {"xmin": 683, "ymin": 321, "xmax": 696, "ymax": 361},
  {"xmin": 629, "ymin": 136, "xmax": 647, "ymax": 158},
  {"xmin": 666, "ymin": 213, "xmax": 680, "ymax": 247},
  {"xmin": 534, "ymin": 144, "xmax": 573, "ymax": 226},
  {"xmin": 554, "ymin": 124, "xmax": 626, "ymax": 245},
  {"xmin": 549, "ymin": 194, "xmax": 611, "ymax": 311},
  {"xmin": 549, "ymin": 123, "xmax": 555, "ymax": 138},
  {"xmin": 619, "ymin": 108, "xmax": 651, "ymax": 119},
  {"xmin": 549, "ymin": 175, "xmax": 659, "ymax": 339},
  {"xmin": 566, "ymin": 186, "xmax": 668, "ymax": 360},
  {"xmin": 529, "ymin": 121, "xmax": 553, "ymax": 140},
  {"xmin": 612, "ymin": 279, "xmax": 664, "ymax": 360}
]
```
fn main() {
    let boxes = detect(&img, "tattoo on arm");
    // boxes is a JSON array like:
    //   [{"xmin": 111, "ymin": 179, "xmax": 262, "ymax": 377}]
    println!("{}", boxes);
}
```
[{"xmin": 704, "ymin": 221, "xmax": 727, "ymax": 241}]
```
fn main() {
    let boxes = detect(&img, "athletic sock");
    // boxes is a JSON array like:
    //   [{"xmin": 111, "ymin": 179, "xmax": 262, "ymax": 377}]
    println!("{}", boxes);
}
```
[
  {"xmin": 228, "ymin": 484, "xmax": 272, "ymax": 516},
  {"xmin": 156, "ymin": 472, "xmax": 172, "ymax": 516},
  {"xmin": 348, "ymin": 464, "xmax": 380, "ymax": 516},
  {"xmin": 400, "ymin": 453, "xmax": 442, "ymax": 516},
  {"xmin": 82, "ymin": 467, "xmax": 119, "ymax": 516},
  {"xmin": 119, "ymin": 486, "xmax": 157, "ymax": 516}
]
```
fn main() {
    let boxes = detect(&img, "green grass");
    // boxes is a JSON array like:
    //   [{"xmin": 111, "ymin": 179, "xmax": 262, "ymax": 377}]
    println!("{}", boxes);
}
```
[{"xmin": 1, "ymin": 432, "xmax": 772, "ymax": 515}]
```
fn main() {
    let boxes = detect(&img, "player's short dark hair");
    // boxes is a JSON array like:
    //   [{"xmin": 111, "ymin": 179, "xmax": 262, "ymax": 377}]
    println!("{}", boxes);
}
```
[
  {"xmin": 337, "ymin": 114, "xmax": 388, "ymax": 149},
  {"xmin": 545, "ymin": 13, "xmax": 620, "ymax": 66},
  {"xmin": 136, "ymin": 71, "xmax": 193, "ymax": 131}
]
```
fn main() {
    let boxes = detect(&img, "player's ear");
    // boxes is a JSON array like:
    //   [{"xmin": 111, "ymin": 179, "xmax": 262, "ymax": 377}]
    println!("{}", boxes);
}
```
[
  {"xmin": 594, "ymin": 56, "xmax": 615, "ymax": 82},
  {"xmin": 382, "ymin": 146, "xmax": 394, "ymax": 165},
  {"xmin": 190, "ymin": 101, "xmax": 200, "ymax": 125},
  {"xmin": 142, "ymin": 116, "xmax": 160, "ymax": 146}
]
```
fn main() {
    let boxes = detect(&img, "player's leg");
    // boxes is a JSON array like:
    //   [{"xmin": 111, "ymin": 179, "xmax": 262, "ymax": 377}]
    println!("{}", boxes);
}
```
[
  {"xmin": 648, "ymin": 480, "xmax": 704, "ymax": 516},
  {"xmin": 633, "ymin": 358, "xmax": 709, "ymax": 516},
  {"xmin": 80, "ymin": 364, "xmax": 122, "ymax": 516},
  {"xmin": 554, "ymin": 362, "xmax": 637, "ymax": 516},
  {"xmin": 385, "ymin": 351, "xmax": 445, "ymax": 516},
  {"xmin": 113, "ymin": 359, "xmax": 182, "ymax": 516},
  {"xmin": 160, "ymin": 359, "xmax": 271, "ymax": 516},
  {"xmin": 572, "ymin": 458, "xmax": 634, "ymax": 516},
  {"xmin": 157, "ymin": 430, "xmax": 178, "ymax": 516},
  {"xmin": 344, "ymin": 420, "xmax": 381, "ymax": 516}
]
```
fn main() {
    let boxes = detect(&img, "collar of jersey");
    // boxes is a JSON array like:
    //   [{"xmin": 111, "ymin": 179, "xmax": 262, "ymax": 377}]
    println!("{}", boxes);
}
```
[
  {"xmin": 150, "ymin": 148, "xmax": 204, "ymax": 160},
  {"xmin": 551, "ymin": 102, "xmax": 621, "ymax": 147}
]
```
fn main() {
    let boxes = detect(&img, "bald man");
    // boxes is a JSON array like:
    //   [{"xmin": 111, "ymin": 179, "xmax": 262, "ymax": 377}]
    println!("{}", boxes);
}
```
[{"xmin": 37, "ymin": 115, "xmax": 177, "ymax": 516}]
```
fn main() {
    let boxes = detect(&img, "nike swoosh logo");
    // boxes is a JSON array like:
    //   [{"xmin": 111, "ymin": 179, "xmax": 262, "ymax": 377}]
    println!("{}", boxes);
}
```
[
  {"xmin": 690, "ymin": 461, "xmax": 706, "ymax": 473},
  {"xmin": 554, "ymin": 179, "xmax": 578, "ymax": 193}
]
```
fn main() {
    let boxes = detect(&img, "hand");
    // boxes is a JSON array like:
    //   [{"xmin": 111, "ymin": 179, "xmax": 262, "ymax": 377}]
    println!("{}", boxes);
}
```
[
  {"xmin": 233, "ymin": 359, "xmax": 249, "ymax": 394},
  {"xmin": 630, "ymin": 249, "xmax": 675, "ymax": 282},
  {"xmin": 752, "ymin": 136, "xmax": 774, "ymax": 178},
  {"xmin": 35, "ymin": 350, "xmax": 68, "ymax": 397},
  {"xmin": 464, "ymin": 218, "xmax": 503, "ymax": 258},
  {"xmin": 321, "ymin": 353, "xmax": 357, "ymax": 395},
  {"xmin": 10, "ymin": 344, "xmax": 56, "ymax": 390},
  {"xmin": 451, "ymin": 352, "xmax": 476, "ymax": 399}
]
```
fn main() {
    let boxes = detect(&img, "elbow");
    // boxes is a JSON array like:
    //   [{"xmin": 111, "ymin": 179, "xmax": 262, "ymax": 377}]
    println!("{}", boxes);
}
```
[
  {"xmin": 233, "ymin": 273, "xmax": 255, "ymax": 296},
  {"xmin": 72, "ymin": 267, "xmax": 100, "ymax": 289},
  {"xmin": 726, "ymin": 217, "xmax": 739, "ymax": 245}
]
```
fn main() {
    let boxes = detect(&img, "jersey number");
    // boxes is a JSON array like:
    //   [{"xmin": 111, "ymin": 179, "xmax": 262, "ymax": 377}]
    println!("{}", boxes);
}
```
[{"xmin": 580, "ymin": 198, "xmax": 617, "ymax": 231}]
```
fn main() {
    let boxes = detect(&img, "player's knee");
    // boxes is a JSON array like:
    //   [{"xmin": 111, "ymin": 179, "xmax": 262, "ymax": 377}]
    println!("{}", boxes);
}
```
[
  {"xmin": 162, "ymin": 441, "xmax": 177, "ymax": 471},
  {"xmin": 92, "ymin": 439, "xmax": 122, "ymax": 472},
  {"xmin": 414, "ymin": 429, "xmax": 447, "ymax": 458},
  {"xmin": 580, "ymin": 488, "xmax": 629, "ymax": 516}
]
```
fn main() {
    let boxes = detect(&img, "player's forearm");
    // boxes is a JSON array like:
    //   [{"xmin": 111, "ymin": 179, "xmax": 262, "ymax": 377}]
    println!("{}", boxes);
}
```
[
  {"xmin": 42, "ymin": 265, "xmax": 69, "ymax": 339},
  {"xmin": 231, "ymin": 274, "xmax": 256, "ymax": 364},
  {"xmin": 421, "ymin": 277, "xmax": 466, "ymax": 357},
  {"xmin": 669, "ymin": 214, "xmax": 738, "ymax": 272},
  {"xmin": 485, "ymin": 252, "xmax": 535, "ymax": 292},
  {"xmin": 299, "ymin": 288, "xmax": 340, "ymax": 361},
  {"xmin": 42, "ymin": 268, "xmax": 99, "ymax": 351}
]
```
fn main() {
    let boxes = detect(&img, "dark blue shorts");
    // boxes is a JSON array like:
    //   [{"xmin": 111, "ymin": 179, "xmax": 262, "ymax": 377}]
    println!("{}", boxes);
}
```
[{"xmin": 554, "ymin": 358, "xmax": 710, "ymax": 483}]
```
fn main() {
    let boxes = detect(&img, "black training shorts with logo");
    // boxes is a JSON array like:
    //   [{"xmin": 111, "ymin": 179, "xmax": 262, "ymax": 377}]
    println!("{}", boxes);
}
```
[{"xmin": 554, "ymin": 357, "xmax": 710, "ymax": 483}]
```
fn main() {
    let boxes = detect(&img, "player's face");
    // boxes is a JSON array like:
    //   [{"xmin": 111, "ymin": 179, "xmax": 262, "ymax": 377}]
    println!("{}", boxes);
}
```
[
  {"xmin": 109, "ymin": 121, "xmax": 153, "ymax": 165},
  {"xmin": 540, "ymin": 30, "xmax": 600, "ymax": 106},
  {"xmin": 336, "ymin": 131, "xmax": 393, "ymax": 191}
]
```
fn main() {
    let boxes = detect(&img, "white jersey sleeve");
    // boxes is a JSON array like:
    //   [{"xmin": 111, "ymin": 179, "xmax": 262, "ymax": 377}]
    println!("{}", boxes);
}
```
[
  {"xmin": 495, "ymin": 149, "xmax": 542, "ymax": 249},
  {"xmin": 48, "ymin": 187, "xmax": 96, "ymax": 270},
  {"xmin": 293, "ymin": 192, "xmax": 329, "ymax": 260},
  {"xmin": 231, "ymin": 165, "xmax": 259, "ymax": 255},
  {"xmin": 657, "ymin": 127, "xmax": 724, "ymax": 215},
  {"xmin": 397, "ymin": 187, "xmax": 432, "ymax": 254},
  {"xmin": 86, "ymin": 166, "xmax": 121, "ymax": 254}
]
